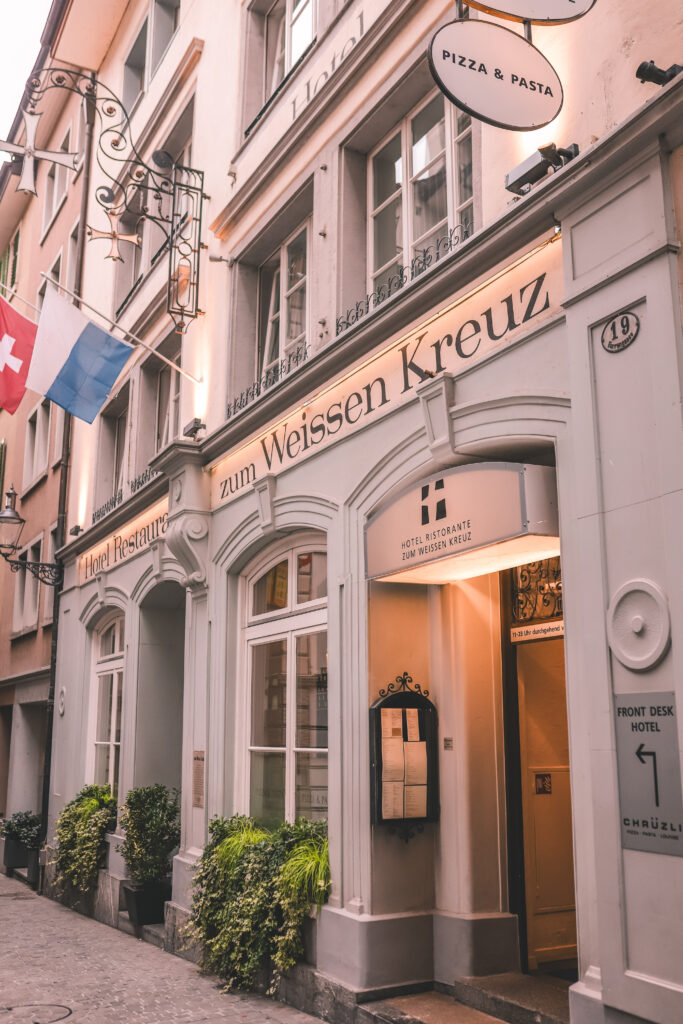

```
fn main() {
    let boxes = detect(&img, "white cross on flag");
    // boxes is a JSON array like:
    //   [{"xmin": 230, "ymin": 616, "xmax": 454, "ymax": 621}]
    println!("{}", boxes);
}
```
[{"xmin": 0, "ymin": 294, "xmax": 37, "ymax": 414}]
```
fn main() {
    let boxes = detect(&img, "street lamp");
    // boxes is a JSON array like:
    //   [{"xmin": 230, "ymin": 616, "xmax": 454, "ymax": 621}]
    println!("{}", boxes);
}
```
[{"xmin": 0, "ymin": 485, "xmax": 63, "ymax": 586}]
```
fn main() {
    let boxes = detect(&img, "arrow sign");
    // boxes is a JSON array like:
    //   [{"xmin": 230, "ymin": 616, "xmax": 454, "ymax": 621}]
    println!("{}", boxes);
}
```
[{"xmin": 636, "ymin": 743, "xmax": 660, "ymax": 807}]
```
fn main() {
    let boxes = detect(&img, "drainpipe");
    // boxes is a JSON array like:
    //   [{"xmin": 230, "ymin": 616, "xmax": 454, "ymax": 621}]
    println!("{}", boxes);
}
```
[{"xmin": 40, "ymin": 75, "xmax": 96, "ymax": 846}]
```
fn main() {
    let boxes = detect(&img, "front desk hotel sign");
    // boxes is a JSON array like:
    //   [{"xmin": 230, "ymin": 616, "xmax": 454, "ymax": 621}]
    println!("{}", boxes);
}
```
[
  {"xmin": 615, "ymin": 692, "xmax": 683, "ymax": 856},
  {"xmin": 428, "ymin": 20, "xmax": 563, "ymax": 131}
]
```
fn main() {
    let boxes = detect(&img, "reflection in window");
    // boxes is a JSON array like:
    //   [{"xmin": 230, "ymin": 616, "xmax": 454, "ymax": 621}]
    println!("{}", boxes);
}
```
[
  {"xmin": 258, "ymin": 225, "xmax": 308, "ymax": 381},
  {"xmin": 264, "ymin": 0, "xmax": 315, "ymax": 100}
]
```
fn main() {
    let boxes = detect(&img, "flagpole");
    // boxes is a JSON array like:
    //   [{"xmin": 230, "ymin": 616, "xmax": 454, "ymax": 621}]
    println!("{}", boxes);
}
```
[
  {"xmin": 0, "ymin": 282, "xmax": 42, "ymax": 318},
  {"xmin": 39, "ymin": 273, "xmax": 203, "ymax": 386}
]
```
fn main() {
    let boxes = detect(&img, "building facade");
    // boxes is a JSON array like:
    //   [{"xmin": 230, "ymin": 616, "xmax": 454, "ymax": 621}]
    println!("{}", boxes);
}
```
[{"xmin": 2, "ymin": 1, "xmax": 682, "ymax": 1023}]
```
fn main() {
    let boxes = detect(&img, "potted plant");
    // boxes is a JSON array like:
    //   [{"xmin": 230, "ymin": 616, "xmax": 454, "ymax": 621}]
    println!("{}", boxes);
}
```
[
  {"xmin": 2, "ymin": 810, "xmax": 42, "ymax": 882},
  {"xmin": 54, "ymin": 785, "xmax": 117, "ymax": 899},
  {"xmin": 118, "ymin": 784, "xmax": 180, "ymax": 926}
]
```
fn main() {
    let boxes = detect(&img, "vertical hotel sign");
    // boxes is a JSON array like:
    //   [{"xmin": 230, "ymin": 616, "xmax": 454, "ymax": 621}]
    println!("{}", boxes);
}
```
[
  {"xmin": 211, "ymin": 236, "xmax": 563, "ymax": 510},
  {"xmin": 79, "ymin": 499, "xmax": 169, "ymax": 583}
]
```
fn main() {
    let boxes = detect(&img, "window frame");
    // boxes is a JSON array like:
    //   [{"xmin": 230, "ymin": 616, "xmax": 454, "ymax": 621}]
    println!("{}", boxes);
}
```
[
  {"xmin": 263, "ymin": 0, "xmax": 316, "ymax": 102},
  {"xmin": 155, "ymin": 346, "xmax": 181, "ymax": 453},
  {"xmin": 256, "ymin": 219, "xmax": 311, "ymax": 380},
  {"xmin": 41, "ymin": 127, "xmax": 71, "ymax": 240},
  {"xmin": 22, "ymin": 397, "xmax": 51, "ymax": 492},
  {"xmin": 366, "ymin": 89, "xmax": 474, "ymax": 294},
  {"xmin": 12, "ymin": 534, "xmax": 43, "ymax": 635},
  {"xmin": 241, "ymin": 535, "xmax": 328, "ymax": 825},
  {"xmin": 87, "ymin": 612, "xmax": 126, "ymax": 798}
]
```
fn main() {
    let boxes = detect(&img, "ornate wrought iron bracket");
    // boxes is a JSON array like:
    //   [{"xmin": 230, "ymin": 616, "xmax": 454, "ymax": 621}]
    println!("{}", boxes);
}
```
[
  {"xmin": 0, "ymin": 547, "xmax": 63, "ymax": 587},
  {"xmin": 387, "ymin": 821, "xmax": 425, "ymax": 843},
  {"xmin": 511, "ymin": 557, "xmax": 563, "ymax": 623},
  {"xmin": 12, "ymin": 67, "xmax": 207, "ymax": 333},
  {"xmin": 378, "ymin": 671, "xmax": 430, "ymax": 700}
]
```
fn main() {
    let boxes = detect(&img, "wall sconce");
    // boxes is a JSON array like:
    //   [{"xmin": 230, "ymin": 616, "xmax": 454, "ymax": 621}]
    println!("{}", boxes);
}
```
[
  {"xmin": 0, "ymin": 485, "xmax": 63, "ymax": 586},
  {"xmin": 636, "ymin": 61, "xmax": 683, "ymax": 86},
  {"xmin": 69, "ymin": 524, "xmax": 83, "ymax": 537},
  {"xmin": 505, "ymin": 143, "xmax": 579, "ymax": 196},
  {"xmin": 183, "ymin": 417, "xmax": 206, "ymax": 440}
]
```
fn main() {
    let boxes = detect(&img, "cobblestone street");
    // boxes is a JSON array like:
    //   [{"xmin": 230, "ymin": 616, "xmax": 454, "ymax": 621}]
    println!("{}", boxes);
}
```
[{"xmin": 0, "ymin": 873, "xmax": 320, "ymax": 1024}]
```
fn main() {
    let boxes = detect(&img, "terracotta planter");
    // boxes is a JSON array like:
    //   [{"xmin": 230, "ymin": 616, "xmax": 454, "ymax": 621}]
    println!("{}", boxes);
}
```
[
  {"xmin": 3, "ymin": 838, "xmax": 28, "ymax": 870},
  {"xmin": 122, "ymin": 879, "xmax": 172, "ymax": 926}
]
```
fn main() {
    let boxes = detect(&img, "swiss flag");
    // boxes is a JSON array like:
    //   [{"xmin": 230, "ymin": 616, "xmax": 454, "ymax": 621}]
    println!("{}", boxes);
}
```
[{"xmin": 0, "ymin": 294, "xmax": 37, "ymax": 414}]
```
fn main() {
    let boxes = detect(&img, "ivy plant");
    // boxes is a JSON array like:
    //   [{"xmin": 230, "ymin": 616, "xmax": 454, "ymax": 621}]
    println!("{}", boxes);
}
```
[
  {"xmin": 54, "ymin": 784, "xmax": 117, "ymax": 895},
  {"xmin": 117, "ymin": 784, "xmax": 180, "ymax": 885},
  {"xmin": 189, "ymin": 815, "xmax": 330, "ymax": 992}
]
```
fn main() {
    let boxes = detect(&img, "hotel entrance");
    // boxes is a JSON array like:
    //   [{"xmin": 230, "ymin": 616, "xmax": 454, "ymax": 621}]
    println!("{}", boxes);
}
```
[{"xmin": 502, "ymin": 560, "xmax": 577, "ymax": 977}]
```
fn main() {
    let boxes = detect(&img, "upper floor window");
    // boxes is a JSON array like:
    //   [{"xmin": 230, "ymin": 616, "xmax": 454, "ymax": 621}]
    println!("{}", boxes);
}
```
[
  {"xmin": 265, "ymin": 0, "xmax": 315, "ymax": 99},
  {"xmin": 12, "ymin": 537, "xmax": 42, "ymax": 634},
  {"xmin": 156, "ymin": 350, "xmax": 181, "ymax": 451},
  {"xmin": 42, "ymin": 130, "xmax": 71, "ymax": 234},
  {"xmin": 367, "ymin": 92, "xmax": 473, "ymax": 294},
  {"xmin": 96, "ymin": 385, "xmax": 129, "ymax": 508},
  {"xmin": 258, "ymin": 223, "xmax": 308, "ymax": 378},
  {"xmin": 23, "ymin": 398, "xmax": 51, "ymax": 489},
  {"xmin": 123, "ymin": 20, "xmax": 148, "ymax": 112},
  {"xmin": 244, "ymin": 538, "xmax": 328, "ymax": 827},
  {"xmin": 0, "ymin": 229, "xmax": 20, "ymax": 292},
  {"xmin": 152, "ymin": 0, "xmax": 180, "ymax": 71}
]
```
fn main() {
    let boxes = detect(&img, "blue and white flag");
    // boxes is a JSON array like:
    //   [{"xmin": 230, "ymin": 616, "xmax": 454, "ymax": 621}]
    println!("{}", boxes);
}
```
[{"xmin": 25, "ymin": 287, "xmax": 133, "ymax": 423}]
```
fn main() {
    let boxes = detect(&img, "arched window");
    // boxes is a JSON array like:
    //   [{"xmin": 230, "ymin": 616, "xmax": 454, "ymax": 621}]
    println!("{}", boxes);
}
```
[
  {"xmin": 89, "ymin": 612, "xmax": 125, "ymax": 798},
  {"xmin": 243, "ymin": 536, "xmax": 327, "ymax": 827}
]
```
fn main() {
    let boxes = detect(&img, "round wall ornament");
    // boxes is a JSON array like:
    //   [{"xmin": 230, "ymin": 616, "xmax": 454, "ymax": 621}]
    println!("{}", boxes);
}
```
[
  {"xmin": 607, "ymin": 579, "xmax": 671, "ymax": 672},
  {"xmin": 464, "ymin": 0, "xmax": 597, "ymax": 24},
  {"xmin": 428, "ymin": 20, "xmax": 563, "ymax": 131}
]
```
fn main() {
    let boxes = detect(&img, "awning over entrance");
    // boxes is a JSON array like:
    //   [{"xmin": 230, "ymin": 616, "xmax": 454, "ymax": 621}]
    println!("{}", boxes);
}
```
[{"xmin": 365, "ymin": 462, "xmax": 559, "ymax": 584}]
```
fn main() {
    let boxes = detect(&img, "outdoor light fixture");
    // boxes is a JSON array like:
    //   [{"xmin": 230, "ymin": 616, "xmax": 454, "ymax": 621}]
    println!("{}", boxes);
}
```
[
  {"xmin": 69, "ymin": 524, "xmax": 83, "ymax": 537},
  {"xmin": 0, "ymin": 485, "xmax": 63, "ymax": 586},
  {"xmin": 183, "ymin": 417, "xmax": 206, "ymax": 440},
  {"xmin": 505, "ymin": 143, "xmax": 579, "ymax": 196},
  {"xmin": 636, "ymin": 60, "xmax": 683, "ymax": 86}
]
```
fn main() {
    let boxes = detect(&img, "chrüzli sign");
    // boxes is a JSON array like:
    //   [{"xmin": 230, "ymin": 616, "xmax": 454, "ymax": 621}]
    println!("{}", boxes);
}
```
[{"xmin": 464, "ymin": 0, "xmax": 597, "ymax": 24}]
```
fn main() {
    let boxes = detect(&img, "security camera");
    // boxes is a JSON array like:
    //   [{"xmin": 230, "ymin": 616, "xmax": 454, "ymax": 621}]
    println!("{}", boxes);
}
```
[
  {"xmin": 504, "ymin": 143, "xmax": 579, "ymax": 197},
  {"xmin": 636, "ymin": 61, "xmax": 683, "ymax": 86}
]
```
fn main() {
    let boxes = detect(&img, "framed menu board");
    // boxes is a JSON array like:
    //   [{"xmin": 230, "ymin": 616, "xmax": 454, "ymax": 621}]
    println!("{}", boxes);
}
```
[{"xmin": 370, "ymin": 672, "xmax": 439, "ymax": 838}]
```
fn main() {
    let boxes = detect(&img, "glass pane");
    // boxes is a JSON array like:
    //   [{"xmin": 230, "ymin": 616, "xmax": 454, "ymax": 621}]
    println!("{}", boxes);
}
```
[
  {"xmin": 100, "ymin": 624, "xmax": 116, "ymax": 657},
  {"xmin": 96, "ymin": 674, "xmax": 113, "ymax": 742},
  {"xmin": 114, "ymin": 672, "xmax": 123, "ymax": 743},
  {"xmin": 259, "ymin": 261, "xmax": 281, "ymax": 371},
  {"xmin": 94, "ymin": 744, "xmax": 110, "ymax": 785},
  {"xmin": 372, "ymin": 133, "xmax": 402, "ymax": 209},
  {"xmin": 457, "ymin": 133, "xmax": 473, "ymax": 204},
  {"xmin": 251, "ymin": 638, "xmax": 287, "ymax": 747},
  {"xmin": 459, "ymin": 202, "xmax": 474, "ymax": 239},
  {"xmin": 373, "ymin": 197, "xmax": 403, "ymax": 273},
  {"xmin": 297, "ymin": 552, "xmax": 327, "ymax": 603},
  {"xmin": 252, "ymin": 559, "xmax": 288, "ymax": 615},
  {"xmin": 286, "ymin": 283, "xmax": 306, "ymax": 344},
  {"xmin": 296, "ymin": 632, "xmax": 328, "ymax": 748},
  {"xmin": 287, "ymin": 231, "xmax": 306, "ymax": 290},
  {"xmin": 156, "ymin": 365, "xmax": 171, "ymax": 450},
  {"xmin": 291, "ymin": 0, "xmax": 313, "ymax": 65},
  {"xmin": 265, "ymin": 0, "xmax": 286, "ymax": 97},
  {"xmin": 250, "ymin": 751, "xmax": 285, "ymax": 827},
  {"xmin": 411, "ymin": 95, "xmax": 445, "ymax": 176},
  {"xmin": 412, "ymin": 156, "xmax": 447, "ymax": 242},
  {"xmin": 296, "ymin": 751, "xmax": 328, "ymax": 820},
  {"xmin": 456, "ymin": 109, "xmax": 471, "ymax": 135},
  {"xmin": 112, "ymin": 744, "xmax": 120, "ymax": 799}
]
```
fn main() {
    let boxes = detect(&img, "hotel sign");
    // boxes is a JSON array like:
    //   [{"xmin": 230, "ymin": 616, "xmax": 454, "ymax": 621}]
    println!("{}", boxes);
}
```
[
  {"xmin": 429, "ymin": 20, "xmax": 563, "ymax": 131},
  {"xmin": 210, "ymin": 238, "xmax": 563, "ymax": 510},
  {"xmin": 80, "ymin": 499, "xmax": 168, "ymax": 583},
  {"xmin": 465, "ymin": 0, "xmax": 597, "ymax": 23},
  {"xmin": 364, "ymin": 463, "xmax": 558, "ymax": 580}
]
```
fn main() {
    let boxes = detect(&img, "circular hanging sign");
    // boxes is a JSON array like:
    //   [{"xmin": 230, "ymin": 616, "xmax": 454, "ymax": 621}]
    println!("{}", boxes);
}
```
[
  {"xmin": 429, "ymin": 20, "xmax": 563, "ymax": 131},
  {"xmin": 464, "ymin": 0, "xmax": 597, "ymax": 24}
]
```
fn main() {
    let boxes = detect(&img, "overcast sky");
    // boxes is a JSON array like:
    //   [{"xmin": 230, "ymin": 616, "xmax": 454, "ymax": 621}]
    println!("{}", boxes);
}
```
[{"xmin": 0, "ymin": 1, "xmax": 55, "ymax": 148}]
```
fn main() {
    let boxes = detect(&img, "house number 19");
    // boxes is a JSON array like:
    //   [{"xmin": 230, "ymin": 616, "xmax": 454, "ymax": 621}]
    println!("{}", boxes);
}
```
[{"xmin": 601, "ymin": 311, "xmax": 640, "ymax": 354}]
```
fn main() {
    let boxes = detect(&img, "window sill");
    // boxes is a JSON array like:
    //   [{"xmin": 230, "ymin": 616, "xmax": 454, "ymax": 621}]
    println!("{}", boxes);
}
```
[
  {"xmin": 39, "ymin": 191, "xmax": 68, "ymax": 247},
  {"xmin": 11, "ymin": 624, "xmax": 39, "ymax": 642},
  {"xmin": 21, "ymin": 469, "xmax": 49, "ymax": 500}
]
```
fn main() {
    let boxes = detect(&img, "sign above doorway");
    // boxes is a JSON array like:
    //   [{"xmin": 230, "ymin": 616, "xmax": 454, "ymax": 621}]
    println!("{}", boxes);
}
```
[{"xmin": 464, "ymin": 0, "xmax": 597, "ymax": 24}]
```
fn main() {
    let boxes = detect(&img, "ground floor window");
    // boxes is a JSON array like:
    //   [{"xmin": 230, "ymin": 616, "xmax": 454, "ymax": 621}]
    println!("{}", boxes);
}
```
[
  {"xmin": 91, "ymin": 613, "xmax": 125, "ymax": 798},
  {"xmin": 244, "ymin": 539, "xmax": 328, "ymax": 826}
]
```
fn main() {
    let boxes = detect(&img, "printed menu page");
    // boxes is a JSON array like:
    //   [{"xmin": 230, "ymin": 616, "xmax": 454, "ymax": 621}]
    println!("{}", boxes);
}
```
[
  {"xmin": 381, "ymin": 737, "xmax": 405, "ymax": 781},
  {"xmin": 405, "ymin": 708, "xmax": 420, "ymax": 742},
  {"xmin": 381, "ymin": 707, "xmax": 404, "ymax": 738},
  {"xmin": 382, "ymin": 781, "xmax": 404, "ymax": 819},
  {"xmin": 404, "ymin": 741, "xmax": 427, "ymax": 786},
  {"xmin": 404, "ymin": 785, "xmax": 427, "ymax": 818}
]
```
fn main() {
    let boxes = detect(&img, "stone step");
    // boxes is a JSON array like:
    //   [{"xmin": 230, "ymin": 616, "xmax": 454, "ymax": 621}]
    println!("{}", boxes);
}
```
[
  {"xmin": 449, "ymin": 973, "xmax": 570, "ymax": 1024},
  {"xmin": 117, "ymin": 909, "xmax": 166, "ymax": 949}
]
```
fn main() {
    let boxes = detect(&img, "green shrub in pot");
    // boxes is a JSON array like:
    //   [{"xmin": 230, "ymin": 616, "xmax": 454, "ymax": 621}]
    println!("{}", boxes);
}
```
[
  {"xmin": 118, "ymin": 784, "xmax": 180, "ymax": 925},
  {"xmin": 2, "ymin": 810, "xmax": 42, "ymax": 873},
  {"xmin": 54, "ymin": 784, "xmax": 117, "ymax": 895}
]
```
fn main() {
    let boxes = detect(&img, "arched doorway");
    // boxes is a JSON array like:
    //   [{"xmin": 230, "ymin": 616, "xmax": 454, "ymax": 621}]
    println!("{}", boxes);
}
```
[{"xmin": 134, "ymin": 580, "xmax": 186, "ymax": 792}]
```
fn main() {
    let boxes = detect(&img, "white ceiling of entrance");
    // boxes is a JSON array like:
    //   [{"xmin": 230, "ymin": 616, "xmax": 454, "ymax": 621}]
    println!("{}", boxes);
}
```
[{"xmin": 376, "ymin": 535, "xmax": 561, "ymax": 585}]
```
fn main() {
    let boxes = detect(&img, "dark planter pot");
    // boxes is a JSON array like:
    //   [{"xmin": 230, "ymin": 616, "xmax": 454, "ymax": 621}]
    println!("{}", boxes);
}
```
[
  {"xmin": 123, "ymin": 879, "xmax": 172, "ymax": 926},
  {"xmin": 3, "ymin": 838, "xmax": 29, "ymax": 870},
  {"xmin": 26, "ymin": 848, "xmax": 40, "ymax": 888}
]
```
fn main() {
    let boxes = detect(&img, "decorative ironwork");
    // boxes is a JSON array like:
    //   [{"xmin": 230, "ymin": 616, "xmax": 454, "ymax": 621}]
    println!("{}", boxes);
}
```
[
  {"xmin": 0, "ymin": 547, "xmax": 63, "ymax": 587},
  {"xmin": 378, "ymin": 671, "xmax": 430, "ymax": 700},
  {"xmin": 387, "ymin": 821, "xmax": 425, "ymax": 843},
  {"xmin": 21, "ymin": 67, "xmax": 206, "ymax": 332},
  {"xmin": 92, "ymin": 490, "xmax": 123, "ymax": 525},
  {"xmin": 511, "ymin": 556, "xmax": 563, "ymax": 623},
  {"xmin": 226, "ymin": 343, "xmax": 309, "ymax": 421},
  {"xmin": 130, "ymin": 466, "xmax": 161, "ymax": 495},
  {"xmin": 336, "ymin": 222, "xmax": 472, "ymax": 335}
]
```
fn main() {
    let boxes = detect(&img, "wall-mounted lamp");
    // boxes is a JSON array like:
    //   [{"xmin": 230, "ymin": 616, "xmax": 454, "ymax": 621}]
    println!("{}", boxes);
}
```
[
  {"xmin": 69, "ymin": 524, "xmax": 83, "ymax": 537},
  {"xmin": 209, "ymin": 254, "xmax": 235, "ymax": 266},
  {"xmin": 505, "ymin": 143, "xmax": 579, "ymax": 197},
  {"xmin": 183, "ymin": 417, "xmax": 206, "ymax": 440},
  {"xmin": 0, "ymin": 485, "xmax": 63, "ymax": 586},
  {"xmin": 636, "ymin": 60, "xmax": 683, "ymax": 86}
]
